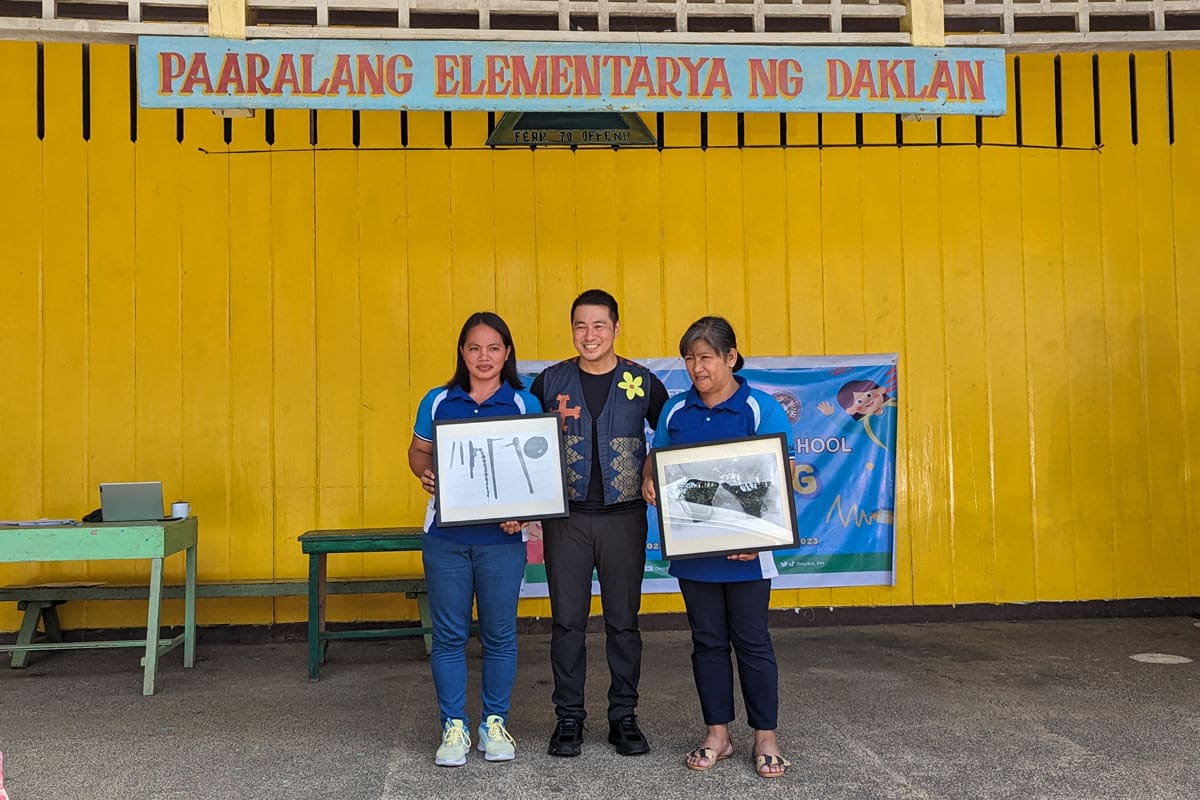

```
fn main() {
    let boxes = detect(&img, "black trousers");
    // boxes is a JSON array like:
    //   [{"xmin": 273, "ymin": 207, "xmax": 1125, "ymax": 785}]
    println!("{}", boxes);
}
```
[
  {"xmin": 542, "ymin": 506, "xmax": 648, "ymax": 722},
  {"xmin": 677, "ymin": 577, "xmax": 779, "ymax": 730}
]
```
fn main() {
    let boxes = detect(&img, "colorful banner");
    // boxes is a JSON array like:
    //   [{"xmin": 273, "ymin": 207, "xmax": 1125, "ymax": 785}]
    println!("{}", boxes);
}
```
[
  {"xmin": 137, "ymin": 36, "xmax": 1006, "ymax": 116},
  {"xmin": 517, "ymin": 354, "xmax": 898, "ymax": 597}
]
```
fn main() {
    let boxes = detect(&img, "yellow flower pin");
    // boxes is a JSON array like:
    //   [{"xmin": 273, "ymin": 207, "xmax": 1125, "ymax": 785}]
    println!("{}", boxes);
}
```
[{"xmin": 618, "ymin": 371, "xmax": 645, "ymax": 400}]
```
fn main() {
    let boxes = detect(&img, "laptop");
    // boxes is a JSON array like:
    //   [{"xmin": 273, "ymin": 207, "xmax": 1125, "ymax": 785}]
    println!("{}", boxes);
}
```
[{"xmin": 100, "ymin": 481, "xmax": 165, "ymax": 522}]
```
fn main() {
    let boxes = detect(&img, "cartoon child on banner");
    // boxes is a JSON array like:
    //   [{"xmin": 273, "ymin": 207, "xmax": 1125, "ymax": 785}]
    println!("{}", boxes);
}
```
[
  {"xmin": 818, "ymin": 369, "xmax": 898, "ymax": 453},
  {"xmin": 813, "ymin": 368, "xmax": 898, "ymax": 529}
]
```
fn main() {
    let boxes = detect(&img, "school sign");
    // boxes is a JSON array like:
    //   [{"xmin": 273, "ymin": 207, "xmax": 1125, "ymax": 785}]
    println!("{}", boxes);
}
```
[{"xmin": 137, "ymin": 36, "xmax": 1007, "ymax": 116}]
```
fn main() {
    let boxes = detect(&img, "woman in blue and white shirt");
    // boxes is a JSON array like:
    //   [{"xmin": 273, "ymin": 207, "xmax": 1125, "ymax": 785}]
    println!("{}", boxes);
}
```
[
  {"xmin": 643, "ymin": 316, "xmax": 794, "ymax": 779},
  {"xmin": 408, "ymin": 311, "xmax": 542, "ymax": 767}
]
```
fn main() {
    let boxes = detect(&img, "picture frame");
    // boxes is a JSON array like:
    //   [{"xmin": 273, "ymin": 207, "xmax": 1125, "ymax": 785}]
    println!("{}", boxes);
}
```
[
  {"xmin": 433, "ymin": 413, "xmax": 569, "ymax": 527},
  {"xmin": 651, "ymin": 433, "xmax": 800, "ymax": 560}
]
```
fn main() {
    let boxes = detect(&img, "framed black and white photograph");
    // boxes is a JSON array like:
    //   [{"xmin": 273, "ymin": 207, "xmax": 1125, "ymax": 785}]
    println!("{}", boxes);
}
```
[
  {"xmin": 651, "ymin": 433, "xmax": 800, "ymax": 560},
  {"xmin": 433, "ymin": 413, "xmax": 569, "ymax": 527}
]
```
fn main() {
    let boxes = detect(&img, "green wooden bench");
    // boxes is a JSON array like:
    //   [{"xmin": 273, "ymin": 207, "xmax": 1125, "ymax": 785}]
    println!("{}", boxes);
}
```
[
  {"xmin": 299, "ymin": 527, "xmax": 428, "ymax": 680},
  {"xmin": 1, "ymin": 574, "xmax": 432, "ymax": 674}
]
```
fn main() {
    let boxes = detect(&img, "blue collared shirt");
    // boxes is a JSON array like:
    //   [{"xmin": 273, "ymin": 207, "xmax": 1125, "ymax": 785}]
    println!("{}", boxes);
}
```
[
  {"xmin": 653, "ymin": 376, "xmax": 793, "ymax": 582},
  {"xmin": 414, "ymin": 382, "xmax": 543, "ymax": 544}
]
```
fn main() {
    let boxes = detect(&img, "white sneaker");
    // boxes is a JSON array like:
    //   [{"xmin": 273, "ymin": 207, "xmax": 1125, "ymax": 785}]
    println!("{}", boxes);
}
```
[
  {"xmin": 435, "ymin": 719, "xmax": 470, "ymax": 767},
  {"xmin": 477, "ymin": 715, "xmax": 516, "ymax": 762}
]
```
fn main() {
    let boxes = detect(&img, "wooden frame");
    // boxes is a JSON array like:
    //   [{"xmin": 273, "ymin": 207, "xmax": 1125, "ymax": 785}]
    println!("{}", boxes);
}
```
[
  {"xmin": 433, "ymin": 413, "xmax": 569, "ymax": 527},
  {"xmin": 651, "ymin": 433, "xmax": 799, "ymax": 560}
]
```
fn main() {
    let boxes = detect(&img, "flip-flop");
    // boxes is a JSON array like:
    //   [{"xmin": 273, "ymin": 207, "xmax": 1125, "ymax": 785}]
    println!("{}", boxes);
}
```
[
  {"xmin": 685, "ymin": 746, "xmax": 732, "ymax": 772},
  {"xmin": 754, "ymin": 753, "xmax": 792, "ymax": 779}
]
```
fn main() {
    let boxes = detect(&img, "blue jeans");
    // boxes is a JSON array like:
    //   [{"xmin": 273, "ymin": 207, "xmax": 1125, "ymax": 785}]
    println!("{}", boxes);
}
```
[{"xmin": 421, "ymin": 534, "xmax": 527, "ymax": 727}]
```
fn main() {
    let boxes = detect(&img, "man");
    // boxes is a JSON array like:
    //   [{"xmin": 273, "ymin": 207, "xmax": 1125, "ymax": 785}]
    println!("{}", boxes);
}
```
[{"xmin": 530, "ymin": 289, "xmax": 669, "ymax": 757}]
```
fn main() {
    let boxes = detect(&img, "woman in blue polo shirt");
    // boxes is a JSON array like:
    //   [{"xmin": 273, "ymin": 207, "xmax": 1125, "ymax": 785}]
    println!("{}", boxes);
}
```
[
  {"xmin": 642, "ymin": 316, "xmax": 794, "ymax": 779},
  {"xmin": 408, "ymin": 311, "xmax": 542, "ymax": 767}
]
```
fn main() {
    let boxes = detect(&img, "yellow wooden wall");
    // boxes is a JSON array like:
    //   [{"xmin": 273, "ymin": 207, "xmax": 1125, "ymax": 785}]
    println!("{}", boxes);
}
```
[{"xmin": 1, "ymin": 42, "xmax": 1197, "ymax": 631}]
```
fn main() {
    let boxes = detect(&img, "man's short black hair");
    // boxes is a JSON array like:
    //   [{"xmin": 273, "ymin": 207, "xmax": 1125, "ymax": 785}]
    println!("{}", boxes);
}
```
[{"xmin": 571, "ymin": 289, "xmax": 619, "ymax": 324}]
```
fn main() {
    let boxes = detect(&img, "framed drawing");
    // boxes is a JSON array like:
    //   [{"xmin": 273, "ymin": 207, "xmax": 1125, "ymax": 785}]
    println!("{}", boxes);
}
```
[
  {"xmin": 651, "ymin": 433, "xmax": 799, "ymax": 560},
  {"xmin": 433, "ymin": 413, "xmax": 569, "ymax": 527}
]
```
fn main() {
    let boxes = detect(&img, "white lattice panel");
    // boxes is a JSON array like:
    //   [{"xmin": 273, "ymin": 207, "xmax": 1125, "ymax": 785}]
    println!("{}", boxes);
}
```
[{"xmin": 0, "ymin": 0, "xmax": 1197, "ymax": 48}]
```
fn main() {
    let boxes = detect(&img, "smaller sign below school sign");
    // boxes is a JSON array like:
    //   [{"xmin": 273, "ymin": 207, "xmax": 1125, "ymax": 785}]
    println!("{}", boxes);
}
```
[{"xmin": 137, "ymin": 37, "xmax": 1007, "ymax": 117}]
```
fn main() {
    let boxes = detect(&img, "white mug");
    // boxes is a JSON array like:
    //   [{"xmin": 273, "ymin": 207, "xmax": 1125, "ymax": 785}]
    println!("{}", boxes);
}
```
[{"xmin": 171, "ymin": 501, "xmax": 191, "ymax": 520}]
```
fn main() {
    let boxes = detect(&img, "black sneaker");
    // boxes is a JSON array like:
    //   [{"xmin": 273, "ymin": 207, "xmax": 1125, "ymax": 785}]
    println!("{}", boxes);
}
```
[
  {"xmin": 607, "ymin": 714, "xmax": 650, "ymax": 756},
  {"xmin": 548, "ymin": 717, "xmax": 584, "ymax": 757}
]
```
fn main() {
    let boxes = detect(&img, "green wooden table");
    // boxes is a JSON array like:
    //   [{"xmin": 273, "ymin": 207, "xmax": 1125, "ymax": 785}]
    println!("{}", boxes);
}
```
[
  {"xmin": 0, "ymin": 518, "xmax": 198, "ymax": 695},
  {"xmin": 298, "ymin": 527, "xmax": 427, "ymax": 680}
]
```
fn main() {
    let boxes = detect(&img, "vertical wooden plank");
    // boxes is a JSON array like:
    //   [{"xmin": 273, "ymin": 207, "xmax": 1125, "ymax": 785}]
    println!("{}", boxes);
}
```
[
  {"xmin": 179, "ymin": 107, "xmax": 230, "ymax": 598},
  {"xmin": 819, "ymin": 113, "xmax": 877, "ymax": 610},
  {"xmin": 741, "ymin": 147, "xmax": 788, "ymax": 358},
  {"xmin": 133, "ymin": 103, "xmax": 186, "ymax": 623},
  {"xmin": 660, "ymin": 148, "xmax": 707, "ymax": 344},
  {"xmin": 662, "ymin": 111, "xmax": 700, "ymax": 149},
  {"xmin": 493, "ymin": 145, "xmax": 551, "ymax": 619},
  {"xmin": 744, "ymin": 142, "xmax": 794, "ymax": 611},
  {"xmin": 0, "ymin": 42, "xmax": 44, "ymax": 607},
  {"xmin": 84, "ymin": 44, "xmax": 139, "ymax": 622},
  {"xmin": 899, "ymin": 145, "xmax": 951, "ymax": 605},
  {"xmin": 1097, "ymin": 52, "xmax": 1154, "ymax": 599},
  {"xmin": 901, "ymin": 116, "xmax": 938, "ymax": 146},
  {"xmin": 743, "ymin": 112, "xmax": 780, "ymax": 148},
  {"xmin": 939, "ymin": 133, "xmax": 994, "ymax": 604},
  {"xmin": 226, "ymin": 109, "xmax": 275, "ymax": 622},
  {"xmin": 742, "ymin": 113, "xmax": 790, "ymax": 369},
  {"xmin": 707, "ymin": 111, "xmax": 738, "ymax": 150},
  {"xmin": 1019, "ymin": 53, "xmax": 1077, "ymax": 600},
  {"xmin": 939, "ymin": 113, "xmax": 975, "ymax": 146},
  {"xmin": 977, "ymin": 56, "xmax": 1036, "ymax": 604},
  {"xmin": 784, "ymin": 113, "xmax": 825, "ymax": 357},
  {"xmin": 785, "ymin": 114, "xmax": 831, "ymax": 611},
  {"xmin": 858, "ymin": 113, "xmax": 911, "ymax": 608},
  {"xmin": 658, "ymin": 110, "xmax": 704, "ymax": 348},
  {"xmin": 406, "ymin": 109, "xmax": 453, "ymax": 425},
  {"xmin": 533, "ymin": 149, "xmax": 579, "ymax": 362},
  {"xmin": 704, "ymin": 116, "xmax": 745, "ymax": 328},
  {"xmin": 405, "ymin": 112, "xmax": 455, "ymax": 574},
  {"xmin": 493, "ymin": 149, "xmax": 540, "ymax": 357},
  {"xmin": 818, "ymin": 114, "xmax": 864, "ymax": 355},
  {"xmin": 1171, "ymin": 52, "xmax": 1200, "ymax": 594},
  {"xmin": 1133, "ymin": 52, "xmax": 1190, "ymax": 596},
  {"xmin": 615, "ymin": 149, "xmax": 664, "ymax": 357},
  {"xmin": 821, "ymin": 112, "xmax": 856, "ymax": 148},
  {"xmin": 271, "ymin": 108, "xmax": 318, "ymax": 593},
  {"xmin": 1059, "ymin": 53, "xmax": 1116, "ymax": 600},
  {"xmin": 41, "ymin": 43, "xmax": 91, "ymax": 600},
  {"xmin": 314, "ymin": 109, "xmax": 364, "ymax": 620},
  {"xmin": 358, "ymin": 111, "xmax": 420, "ymax": 620},
  {"xmin": 449, "ymin": 145, "xmax": 498, "ymax": 319},
  {"xmin": 575, "ymin": 149, "xmax": 620, "ymax": 301}
]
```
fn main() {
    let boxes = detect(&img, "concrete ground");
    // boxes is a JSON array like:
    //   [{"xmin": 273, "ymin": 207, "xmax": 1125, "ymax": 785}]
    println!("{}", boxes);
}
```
[{"xmin": 0, "ymin": 617, "xmax": 1197, "ymax": 800}]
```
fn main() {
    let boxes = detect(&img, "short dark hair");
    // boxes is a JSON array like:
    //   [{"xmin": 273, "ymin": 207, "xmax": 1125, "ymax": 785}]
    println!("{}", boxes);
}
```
[
  {"xmin": 445, "ymin": 312, "xmax": 524, "ymax": 392},
  {"xmin": 571, "ymin": 289, "xmax": 619, "ymax": 324},
  {"xmin": 678, "ymin": 316, "xmax": 745, "ymax": 372}
]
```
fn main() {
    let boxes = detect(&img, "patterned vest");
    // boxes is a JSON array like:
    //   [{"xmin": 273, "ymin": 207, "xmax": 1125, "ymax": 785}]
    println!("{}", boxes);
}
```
[{"xmin": 540, "ymin": 357, "xmax": 654, "ymax": 504}]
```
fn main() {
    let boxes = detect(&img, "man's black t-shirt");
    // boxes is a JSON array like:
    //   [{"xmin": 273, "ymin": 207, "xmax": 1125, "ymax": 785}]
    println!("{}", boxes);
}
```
[{"xmin": 531, "ymin": 363, "xmax": 669, "ymax": 513}]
